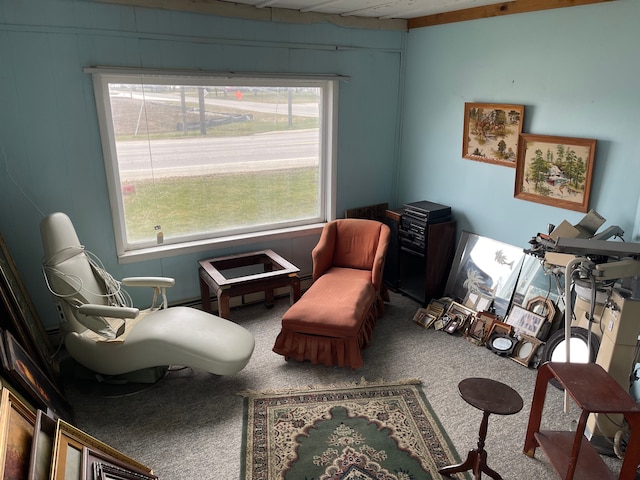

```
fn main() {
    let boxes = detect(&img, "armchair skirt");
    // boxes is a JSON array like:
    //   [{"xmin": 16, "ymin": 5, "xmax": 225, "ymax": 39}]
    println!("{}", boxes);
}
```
[
  {"xmin": 273, "ymin": 218, "xmax": 390, "ymax": 369},
  {"xmin": 272, "ymin": 268, "xmax": 378, "ymax": 368}
]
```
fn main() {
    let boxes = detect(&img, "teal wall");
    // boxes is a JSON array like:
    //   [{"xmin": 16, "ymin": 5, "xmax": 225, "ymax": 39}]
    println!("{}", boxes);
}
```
[
  {"xmin": 2, "ymin": 0, "xmax": 639, "ymax": 330},
  {"xmin": 400, "ymin": 0, "xmax": 640, "ymax": 249},
  {"xmin": 0, "ymin": 1, "xmax": 403, "ymax": 328}
]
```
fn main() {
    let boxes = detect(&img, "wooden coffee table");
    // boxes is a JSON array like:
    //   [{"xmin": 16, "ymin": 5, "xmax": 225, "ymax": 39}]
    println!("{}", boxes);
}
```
[{"xmin": 198, "ymin": 249, "xmax": 301, "ymax": 319}]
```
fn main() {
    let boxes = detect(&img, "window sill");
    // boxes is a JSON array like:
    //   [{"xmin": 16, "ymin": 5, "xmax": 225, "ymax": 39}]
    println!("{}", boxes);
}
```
[{"xmin": 117, "ymin": 223, "xmax": 325, "ymax": 264}]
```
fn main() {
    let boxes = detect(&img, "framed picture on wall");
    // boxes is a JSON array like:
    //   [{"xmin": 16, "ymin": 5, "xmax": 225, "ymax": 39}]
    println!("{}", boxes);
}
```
[
  {"xmin": 514, "ymin": 133, "xmax": 596, "ymax": 213},
  {"xmin": 462, "ymin": 102, "xmax": 524, "ymax": 167}
]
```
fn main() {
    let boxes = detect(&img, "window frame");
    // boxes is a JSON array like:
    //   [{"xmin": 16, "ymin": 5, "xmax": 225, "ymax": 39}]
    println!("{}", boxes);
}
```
[{"xmin": 88, "ymin": 67, "xmax": 338, "ymax": 263}]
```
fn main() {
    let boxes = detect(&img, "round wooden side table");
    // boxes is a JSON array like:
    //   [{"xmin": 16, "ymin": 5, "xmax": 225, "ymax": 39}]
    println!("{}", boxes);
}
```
[{"xmin": 439, "ymin": 377, "xmax": 523, "ymax": 480}]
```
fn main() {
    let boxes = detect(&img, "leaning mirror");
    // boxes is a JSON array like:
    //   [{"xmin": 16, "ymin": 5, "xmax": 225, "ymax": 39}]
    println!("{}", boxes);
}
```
[
  {"xmin": 512, "ymin": 254, "xmax": 565, "ymax": 321},
  {"xmin": 444, "ymin": 231, "xmax": 526, "ymax": 318}
]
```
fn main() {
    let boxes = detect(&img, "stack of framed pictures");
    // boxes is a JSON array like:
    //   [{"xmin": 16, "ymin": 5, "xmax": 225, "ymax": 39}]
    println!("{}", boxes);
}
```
[
  {"xmin": 0, "ymin": 328, "xmax": 72, "ymax": 422},
  {"xmin": 0, "ymin": 386, "xmax": 156, "ymax": 480},
  {"xmin": 441, "ymin": 229, "xmax": 564, "ymax": 368},
  {"xmin": 412, "ymin": 299, "xmax": 447, "ymax": 330},
  {"xmin": 0, "ymin": 234, "xmax": 56, "ymax": 387}
]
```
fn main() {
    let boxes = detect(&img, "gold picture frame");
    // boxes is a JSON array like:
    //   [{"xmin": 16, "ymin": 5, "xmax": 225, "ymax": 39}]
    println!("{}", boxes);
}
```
[
  {"xmin": 464, "ymin": 291, "xmax": 493, "ymax": 312},
  {"xmin": 28, "ymin": 409, "xmax": 57, "ymax": 480},
  {"xmin": 0, "ymin": 387, "xmax": 37, "ymax": 479},
  {"xmin": 462, "ymin": 102, "xmax": 524, "ymax": 167},
  {"xmin": 487, "ymin": 321, "xmax": 513, "ymax": 339},
  {"xmin": 466, "ymin": 311, "xmax": 498, "ymax": 346},
  {"xmin": 526, "ymin": 295, "xmax": 556, "ymax": 323},
  {"xmin": 51, "ymin": 419, "xmax": 154, "ymax": 480},
  {"xmin": 511, "ymin": 334, "xmax": 544, "ymax": 367},
  {"xmin": 412, "ymin": 308, "xmax": 428, "ymax": 326},
  {"xmin": 515, "ymin": 133, "xmax": 596, "ymax": 213},
  {"xmin": 444, "ymin": 301, "xmax": 476, "ymax": 333}
]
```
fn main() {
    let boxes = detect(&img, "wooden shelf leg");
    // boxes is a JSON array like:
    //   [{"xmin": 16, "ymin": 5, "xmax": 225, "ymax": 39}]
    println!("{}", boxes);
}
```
[
  {"xmin": 620, "ymin": 415, "xmax": 640, "ymax": 480},
  {"xmin": 524, "ymin": 362, "xmax": 553, "ymax": 457}
]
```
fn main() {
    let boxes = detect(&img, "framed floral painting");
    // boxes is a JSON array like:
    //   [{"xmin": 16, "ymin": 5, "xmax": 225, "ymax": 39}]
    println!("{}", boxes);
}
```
[{"xmin": 462, "ymin": 102, "xmax": 524, "ymax": 167}]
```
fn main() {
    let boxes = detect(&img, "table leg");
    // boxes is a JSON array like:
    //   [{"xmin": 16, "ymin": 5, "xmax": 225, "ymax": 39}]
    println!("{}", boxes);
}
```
[
  {"xmin": 438, "ymin": 449, "xmax": 478, "ymax": 477},
  {"xmin": 199, "ymin": 273, "xmax": 213, "ymax": 314},
  {"xmin": 265, "ymin": 288, "xmax": 275, "ymax": 309},
  {"xmin": 290, "ymin": 275, "xmax": 301, "ymax": 304},
  {"xmin": 218, "ymin": 292, "xmax": 231, "ymax": 319},
  {"xmin": 440, "ymin": 411, "xmax": 503, "ymax": 480}
]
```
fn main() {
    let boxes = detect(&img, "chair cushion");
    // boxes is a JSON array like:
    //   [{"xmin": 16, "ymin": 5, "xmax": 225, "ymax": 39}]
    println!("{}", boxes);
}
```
[
  {"xmin": 281, "ymin": 268, "xmax": 375, "ymax": 337},
  {"xmin": 332, "ymin": 220, "xmax": 384, "ymax": 271}
]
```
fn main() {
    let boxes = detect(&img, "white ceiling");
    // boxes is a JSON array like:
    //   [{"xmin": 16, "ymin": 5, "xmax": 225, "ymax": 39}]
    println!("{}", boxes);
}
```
[
  {"xmin": 96, "ymin": 0, "xmax": 616, "ymax": 30},
  {"xmin": 214, "ymin": 0, "xmax": 515, "ymax": 20}
]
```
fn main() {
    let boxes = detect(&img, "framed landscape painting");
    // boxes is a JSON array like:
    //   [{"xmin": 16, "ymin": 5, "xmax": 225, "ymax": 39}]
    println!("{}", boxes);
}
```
[
  {"xmin": 514, "ymin": 134, "xmax": 596, "ymax": 212},
  {"xmin": 462, "ymin": 102, "xmax": 524, "ymax": 167}
]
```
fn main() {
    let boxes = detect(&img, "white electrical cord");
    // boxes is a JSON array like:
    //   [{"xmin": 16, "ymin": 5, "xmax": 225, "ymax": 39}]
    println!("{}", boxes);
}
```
[{"xmin": 42, "ymin": 245, "xmax": 133, "ymax": 308}]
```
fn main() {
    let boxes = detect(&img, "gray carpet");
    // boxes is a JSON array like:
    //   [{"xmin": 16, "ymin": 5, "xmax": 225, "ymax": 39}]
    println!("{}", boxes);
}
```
[{"xmin": 63, "ymin": 291, "xmax": 626, "ymax": 479}]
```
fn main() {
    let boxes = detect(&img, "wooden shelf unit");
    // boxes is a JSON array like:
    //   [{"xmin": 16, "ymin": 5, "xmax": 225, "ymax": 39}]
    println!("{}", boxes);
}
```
[{"xmin": 524, "ymin": 362, "xmax": 640, "ymax": 480}]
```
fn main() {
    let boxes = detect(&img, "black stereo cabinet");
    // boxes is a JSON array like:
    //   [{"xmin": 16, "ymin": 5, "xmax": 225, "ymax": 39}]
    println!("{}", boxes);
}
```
[
  {"xmin": 398, "ymin": 219, "xmax": 457, "ymax": 305},
  {"xmin": 383, "ymin": 203, "xmax": 457, "ymax": 305}
]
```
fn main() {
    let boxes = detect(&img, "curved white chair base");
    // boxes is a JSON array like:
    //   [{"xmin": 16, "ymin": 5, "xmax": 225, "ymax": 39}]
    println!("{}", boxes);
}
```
[{"xmin": 65, "ymin": 306, "xmax": 255, "ymax": 377}]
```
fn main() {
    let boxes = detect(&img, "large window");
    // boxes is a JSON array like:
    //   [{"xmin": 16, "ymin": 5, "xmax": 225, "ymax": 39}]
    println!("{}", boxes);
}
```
[{"xmin": 89, "ymin": 68, "xmax": 337, "ymax": 262}]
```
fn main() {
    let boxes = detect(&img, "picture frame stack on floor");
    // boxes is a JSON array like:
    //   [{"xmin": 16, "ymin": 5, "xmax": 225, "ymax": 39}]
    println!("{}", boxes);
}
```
[
  {"xmin": 0, "ymin": 234, "xmax": 55, "ymax": 386},
  {"xmin": 0, "ymin": 385, "xmax": 156, "ymax": 480}
]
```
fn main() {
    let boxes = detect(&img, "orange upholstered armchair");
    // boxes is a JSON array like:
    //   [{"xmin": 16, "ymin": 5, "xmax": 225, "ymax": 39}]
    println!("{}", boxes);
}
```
[{"xmin": 273, "ymin": 218, "xmax": 391, "ymax": 368}]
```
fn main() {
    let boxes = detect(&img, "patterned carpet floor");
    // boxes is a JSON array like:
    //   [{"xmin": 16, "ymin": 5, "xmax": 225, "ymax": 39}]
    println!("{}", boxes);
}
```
[
  {"xmin": 62, "ymin": 291, "xmax": 626, "ymax": 478},
  {"xmin": 240, "ymin": 379, "xmax": 468, "ymax": 479}
]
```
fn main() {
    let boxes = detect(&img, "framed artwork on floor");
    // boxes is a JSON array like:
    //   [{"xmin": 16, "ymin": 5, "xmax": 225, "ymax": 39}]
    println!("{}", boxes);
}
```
[
  {"xmin": 3, "ymin": 330, "xmax": 72, "ymax": 421},
  {"xmin": 462, "ymin": 102, "xmax": 524, "ymax": 167},
  {"xmin": 511, "ymin": 334, "xmax": 544, "ymax": 367},
  {"xmin": 85, "ymin": 446, "xmax": 158, "ymax": 480},
  {"xmin": 514, "ymin": 133, "xmax": 596, "ymax": 212},
  {"xmin": 51, "ymin": 419, "xmax": 155, "ymax": 480},
  {"xmin": 0, "ymin": 388, "xmax": 37, "ymax": 479},
  {"xmin": 0, "ymin": 234, "xmax": 54, "ymax": 382},
  {"xmin": 28, "ymin": 409, "xmax": 57, "ymax": 480},
  {"xmin": 466, "ymin": 311, "xmax": 498, "ymax": 346},
  {"xmin": 506, "ymin": 304, "xmax": 546, "ymax": 338}
]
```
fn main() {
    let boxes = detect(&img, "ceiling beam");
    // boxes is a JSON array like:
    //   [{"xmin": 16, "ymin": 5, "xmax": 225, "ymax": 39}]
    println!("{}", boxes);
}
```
[
  {"xmin": 408, "ymin": 0, "xmax": 618, "ymax": 29},
  {"xmin": 93, "ymin": 0, "xmax": 408, "ymax": 31}
]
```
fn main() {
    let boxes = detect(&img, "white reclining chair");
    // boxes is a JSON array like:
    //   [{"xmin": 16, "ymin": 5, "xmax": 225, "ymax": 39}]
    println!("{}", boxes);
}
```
[{"xmin": 40, "ymin": 212, "xmax": 255, "ymax": 382}]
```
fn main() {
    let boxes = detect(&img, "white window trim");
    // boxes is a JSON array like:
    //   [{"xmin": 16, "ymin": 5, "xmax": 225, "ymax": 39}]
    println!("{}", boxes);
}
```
[{"xmin": 87, "ymin": 67, "xmax": 340, "ymax": 263}]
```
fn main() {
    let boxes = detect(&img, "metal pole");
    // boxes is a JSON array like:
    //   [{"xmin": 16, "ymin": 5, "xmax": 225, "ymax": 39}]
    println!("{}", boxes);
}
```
[{"xmin": 563, "ymin": 256, "xmax": 587, "ymax": 412}]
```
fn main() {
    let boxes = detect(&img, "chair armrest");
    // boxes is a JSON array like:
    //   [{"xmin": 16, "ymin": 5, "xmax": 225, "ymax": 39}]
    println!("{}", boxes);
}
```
[
  {"xmin": 122, "ymin": 277, "xmax": 175, "ymax": 309},
  {"xmin": 312, "ymin": 223, "xmax": 337, "ymax": 280},
  {"xmin": 122, "ymin": 277, "xmax": 175, "ymax": 288},
  {"xmin": 371, "ymin": 224, "xmax": 391, "ymax": 291},
  {"xmin": 78, "ymin": 304, "xmax": 139, "ymax": 319}
]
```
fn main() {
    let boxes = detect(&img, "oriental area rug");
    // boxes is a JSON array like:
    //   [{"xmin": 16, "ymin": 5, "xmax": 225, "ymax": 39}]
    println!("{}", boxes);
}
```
[{"xmin": 239, "ymin": 379, "xmax": 468, "ymax": 480}]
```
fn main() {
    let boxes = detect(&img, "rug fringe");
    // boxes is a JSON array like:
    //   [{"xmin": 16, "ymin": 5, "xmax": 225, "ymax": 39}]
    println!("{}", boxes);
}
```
[{"xmin": 237, "ymin": 377, "xmax": 423, "ymax": 397}]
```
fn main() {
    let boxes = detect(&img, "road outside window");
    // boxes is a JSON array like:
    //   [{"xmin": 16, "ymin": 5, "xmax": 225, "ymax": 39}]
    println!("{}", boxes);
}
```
[{"xmin": 89, "ymin": 70, "xmax": 337, "ymax": 261}]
